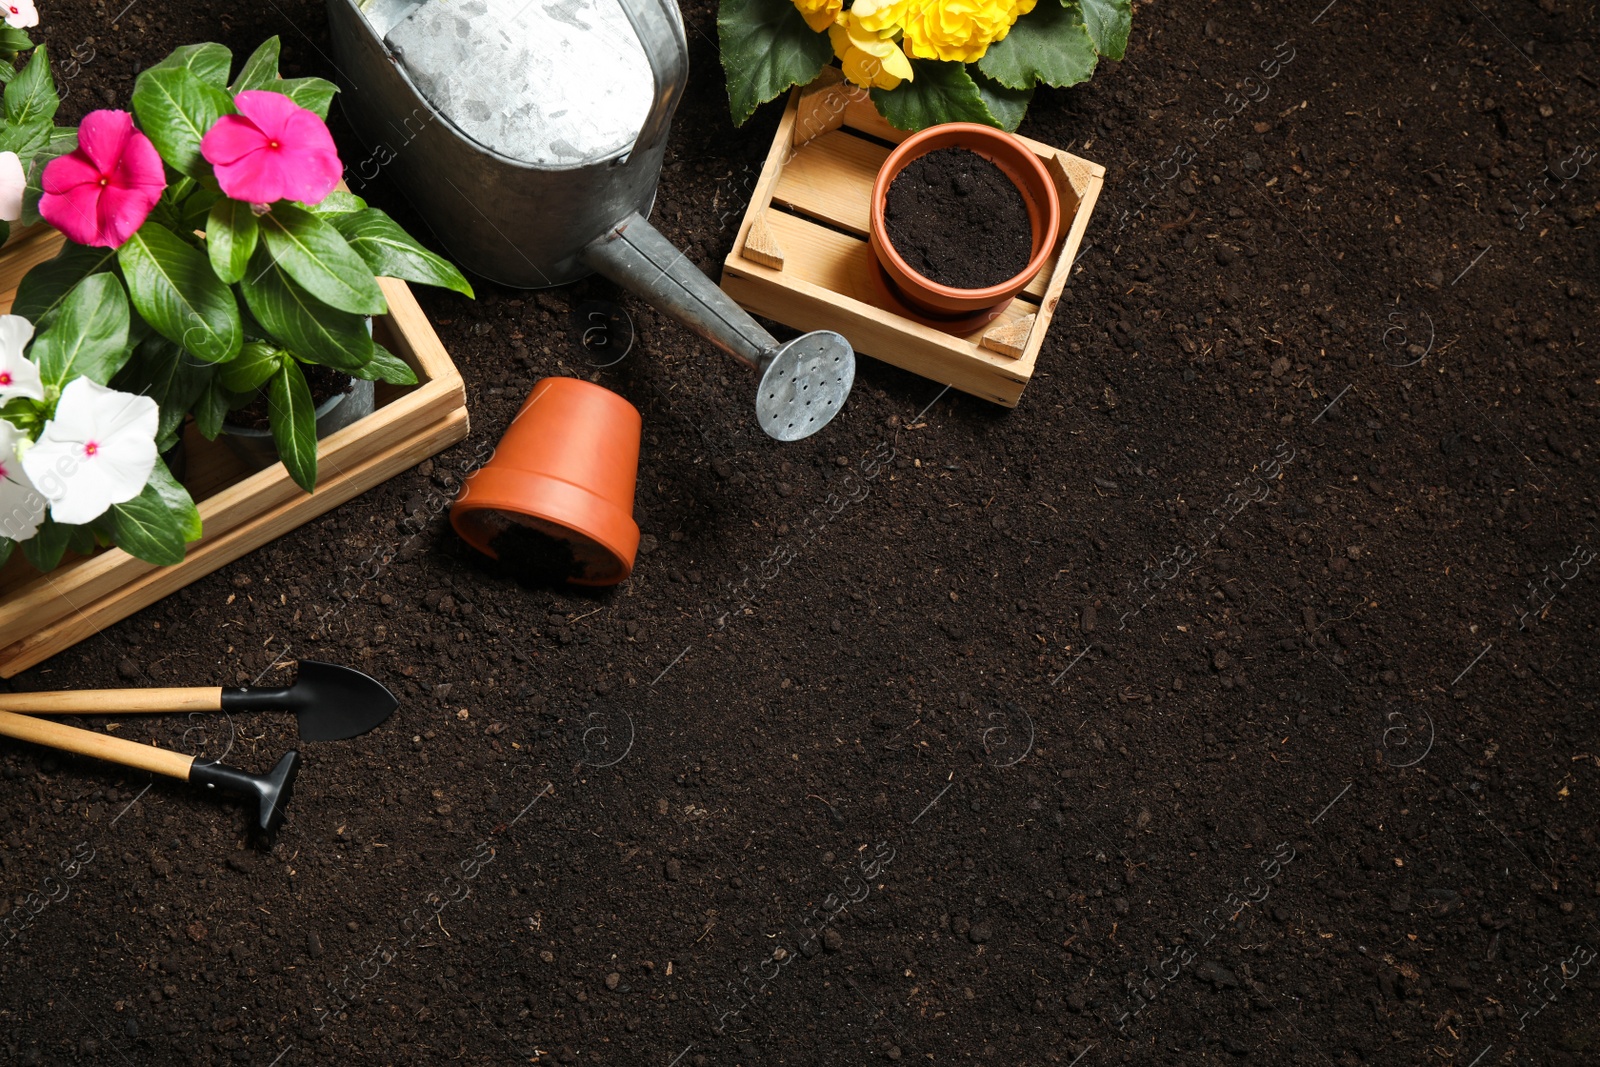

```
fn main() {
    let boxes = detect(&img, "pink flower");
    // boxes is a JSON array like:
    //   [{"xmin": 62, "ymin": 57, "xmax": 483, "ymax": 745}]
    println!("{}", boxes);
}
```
[
  {"xmin": 201, "ymin": 91, "xmax": 342, "ymax": 206},
  {"xmin": 39, "ymin": 111, "xmax": 168, "ymax": 249}
]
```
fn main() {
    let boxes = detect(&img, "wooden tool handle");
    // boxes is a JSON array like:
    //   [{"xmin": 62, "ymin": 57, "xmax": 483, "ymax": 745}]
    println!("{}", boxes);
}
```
[
  {"xmin": 0, "ymin": 710, "xmax": 196, "ymax": 779},
  {"xmin": 0, "ymin": 688, "xmax": 224, "ymax": 714}
]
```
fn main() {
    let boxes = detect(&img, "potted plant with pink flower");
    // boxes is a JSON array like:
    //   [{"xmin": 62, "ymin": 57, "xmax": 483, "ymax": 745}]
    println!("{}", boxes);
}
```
[
  {"xmin": 0, "ymin": 36, "xmax": 471, "ymax": 573},
  {"xmin": 718, "ymin": 0, "xmax": 1130, "ymax": 132}
]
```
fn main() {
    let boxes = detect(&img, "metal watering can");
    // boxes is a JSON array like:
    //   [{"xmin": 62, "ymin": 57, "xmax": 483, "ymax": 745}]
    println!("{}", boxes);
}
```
[{"xmin": 327, "ymin": 0, "xmax": 856, "ymax": 441}]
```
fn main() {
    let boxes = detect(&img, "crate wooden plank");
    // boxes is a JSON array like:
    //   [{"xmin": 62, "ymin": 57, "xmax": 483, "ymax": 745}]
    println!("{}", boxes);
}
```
[
  {"xmin": 0, "ymin": 231, "xmax": 469, "ymax": 675},
  {"xmin": 0, "ymin": 407, "xmax": 469, "ymax": 673},
  {"xmin": 0, "ymin": 224, "xmax": 76, "ymax": 310},
  {"xmin": 773, "ymin": 128, "xmax": 885, "ymax": 236},
  {"xmin": 722, "ymin": 77, "xmax": 1105, "ymax": 407},
  {"xmin": 723, "ymin": 266, "xmax": 1031, "ymax": 406},
  {"xmin": 759, "ymin": 209, "xmax": 1039, "ymax": 334}
]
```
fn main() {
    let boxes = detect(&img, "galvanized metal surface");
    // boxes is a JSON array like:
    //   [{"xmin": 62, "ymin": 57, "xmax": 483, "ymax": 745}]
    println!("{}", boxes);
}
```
[
  {"xmin": 581, "ymin": 211, "xmax": 772, "ymax": 370},
  {"xmin": 328, "ymin": 0, "xmax": 682, "ymax": 286},
  {"xmin": 328, "ymin": 0, "xmax": 858, "ymax": 439},
  {"xmin": 381, "ymin": 0, "xmax": 654, "ymax": 167},
  {"xmin": 584, "ymin": 213, "xmax": 857, "ymax": 440},
  {"xmin": 756, "ymin": 332, "xmax": 855, "ymax": 442}
]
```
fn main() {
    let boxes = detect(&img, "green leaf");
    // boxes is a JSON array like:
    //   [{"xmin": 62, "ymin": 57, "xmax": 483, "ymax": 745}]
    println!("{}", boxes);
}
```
[
  {"xmin": 144, "ymin": 456, "xmax": 201, "ymax": 543},
  {"xmin": 230, "ymin": 36, "xmax": 281, "ymax": 93},
  {"xmin": 0, "ymin": 62, "xmax": 14, "ymax": 88},
  {"xmin": 0, "ymin": 27, "xmax": 34, "ymax": 53},
  {"xmin": 1076, "ymin": 0, "xmax": 1132, "ymax": 61},
  {"xmin": 19, "ymin": 129, "xmax": 78, "ymax": 225},
  {"xmin": 718, "ymin": 0, "xmax": 833, "ymax": 127},
  {"xmin": 218, "ymin": 341, "xmax": 283, "ymax": 393},
  {"xmin": 304, "ymin": 190, "xmax": 367, "ymax": 217},
  {"xmin": 150, "ymin": 42, "xmax": 232, "ymax": 89},
  {"xmin": 979, "ymin": 3, "xmax": 1099, "ymax": 90},
  {"xmin": 269, "ymin": 359, "xmax": 318, "ymax": 492},
  {"xmin": 0, "ymin": 536, "xmax": 12, "ymax": 569},
  {"xmin": 117, "ymin": 222, "xmax": 244, "ymax": 364},
  {"xmin": 0, "ymin": 117, "xmax": 50, "ymax": 159},
  {"xmin": 972, "ymin": 71, "xmax": 1035, "ymax": 133},
  {"xmin": 65, "ymin": 522, "xmax": 98, "ymax": 557},
  {"xmin": 351, "ymin": 343, "xmax": 418, "ymax": 386},
  {"xmin": 258, "ymin": 203, "xmax": 388, "ymax": 315},
  {"xmin": 112, "ymin": 335, "xmax": 214, "ymax": 449},
  {"xmin": 194, "ymin": 380, "xmax": 231, "ymax": 439},
  {"xmin": 108, "ymin": 481, "xmax": 188, "ymax": 566},
  {"xmin": 239, "ymin": 246, "xmax": 373, "ymax": 372},
  {"xmin": 206, "ymin": 198, "xmax": 259, "ymax": 285},
  {"xmin": 22, "ymin": 518, "xmax": 72, "ymax": 572},
  {"xmin": 31, "ymin": 273, "xmax": 131, "ymax": 389},
  {"xmin": 131, "ymin": 64, "xmax": 235, "ymax": 179},
  {"xmin": 276, "ymin": 77, "xmax": 338, "ymax": 120},
  {"xmin": 4, "ymin": 44, "xmax": 56, "ymax": 127},
  {"xmin": 178, "ymin": 187, "xmax": 223, "ymax": 232},
  {"xmin": 330, "ymin": 208, "xmax": 474, "ymax": 298},
  {"xmin": 12, "ymin": 243, "xmax": 115, "ymax": 327},
  {"xmin": 871, "ymin": 62, "xmax": 996, "ymax": 131}
]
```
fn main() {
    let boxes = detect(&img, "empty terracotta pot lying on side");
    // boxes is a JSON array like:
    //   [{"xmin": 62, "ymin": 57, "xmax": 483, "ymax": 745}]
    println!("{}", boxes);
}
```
[{"xmin": 451, "ymin": 377, "xmax": 641, "ymax": 587}]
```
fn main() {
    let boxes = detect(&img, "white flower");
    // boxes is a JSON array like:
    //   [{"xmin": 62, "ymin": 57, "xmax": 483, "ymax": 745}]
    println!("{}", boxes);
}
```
[
  {"xmin": 23, "ymin": 378, "xmax": 158, "ymax": 525},
  {"xmin": 0, "ymin": 314, "xmax": 41, "ymax": 402},
  {"xmin": 0, "ymin": 150, "xmax": 23, "ymax": 222},
  {"xmin": 2, "ymin": 0, "xmax": 37, "ymax": 29},
  {"xmin": 0, "ymin": 419, "xmax": 44, "ymax": 541}
]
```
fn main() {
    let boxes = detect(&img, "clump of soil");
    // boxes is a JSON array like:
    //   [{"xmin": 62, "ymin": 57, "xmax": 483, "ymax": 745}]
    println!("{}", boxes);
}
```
[
  {"xmin": 883, "ymin": 146, "xmax": 1034, "ymax": 289},
  {"xmin": 486, "ymin": 515, "xmax": 585, "ymax": 585},
  {"xmin": 228, "ymin": 362, "xmax": 356, "ymax": 430}
]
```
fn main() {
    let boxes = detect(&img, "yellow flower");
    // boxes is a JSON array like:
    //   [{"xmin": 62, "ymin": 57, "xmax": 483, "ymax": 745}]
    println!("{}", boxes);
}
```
[
  {"xmin": 793, "ymin": 0, "xmax": 843, "ymax": 34},
  {"xmin": 830, "ymin": 8, "xmax": 915, "ymax": 91},
  {"xmin": 899, "ymin": 0, "xmax": 1037, "ymax": 64},
  {"xmin": 851, "ymin": 0, "xmax": 911, "ymax": 34}
]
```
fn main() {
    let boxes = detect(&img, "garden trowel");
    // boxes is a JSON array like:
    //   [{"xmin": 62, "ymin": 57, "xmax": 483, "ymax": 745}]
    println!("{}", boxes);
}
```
[{"xmin": 0, "ymin": 660, "xmax": 398, "ymax": 742}]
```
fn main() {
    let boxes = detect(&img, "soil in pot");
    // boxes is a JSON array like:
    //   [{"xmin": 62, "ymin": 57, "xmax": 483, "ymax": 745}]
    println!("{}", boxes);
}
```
[
  {"xmin": 883, "ymin": 147, "xmax": 1034, "ymax": 290},
  {"xmin": 476, "ymin": 509, "xmax": 620, "ymax": 587},
  {"xmin": 228, "ymin": 363, "xmax": 355, "ymax": 430}
]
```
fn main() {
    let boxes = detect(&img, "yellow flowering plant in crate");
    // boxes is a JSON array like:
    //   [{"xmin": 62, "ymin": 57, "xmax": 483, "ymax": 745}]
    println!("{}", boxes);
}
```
[{"xmin": 719, "ymin": 0, "xmax": 1130, "ymax": 131}]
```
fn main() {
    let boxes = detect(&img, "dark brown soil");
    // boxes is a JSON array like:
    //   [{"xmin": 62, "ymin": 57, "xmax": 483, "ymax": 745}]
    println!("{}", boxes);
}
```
[
  {"xmin": 228, "ymin": 363, "xmax": 356, "ymax": 430},
  {"xmin": 884, "ymin": 147, "xmax": 1034, "ymax": 289},
  {"xmin": 486, "ymin": 516, "xmax": 586, "ymax": 586},
  {"xmin": 3, "ymin": 2, "xmax": 1600, "ymax": 1066}
]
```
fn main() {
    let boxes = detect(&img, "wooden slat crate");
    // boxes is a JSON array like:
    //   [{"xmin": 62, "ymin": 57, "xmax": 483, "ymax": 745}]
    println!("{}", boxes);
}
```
[
  {"xmin": 0, "ymin": 225, "xmax": 470, "ymax": 676},
  {"xmin": 721, "ymin": 71, "xmax": 1105, "ymax": 407}
]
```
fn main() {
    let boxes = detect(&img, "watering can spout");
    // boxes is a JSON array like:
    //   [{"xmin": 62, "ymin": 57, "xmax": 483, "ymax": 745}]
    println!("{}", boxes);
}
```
[{"xmin": 581, "ymin": 214, "xmax": 855, "ymax": 442}]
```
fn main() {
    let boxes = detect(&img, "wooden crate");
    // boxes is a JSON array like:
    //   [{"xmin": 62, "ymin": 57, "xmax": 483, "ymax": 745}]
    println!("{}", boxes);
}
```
[
  {"xmin": 0, "ymin": 225, "xmax": 470, "ymax": 676},
  {"xmin": 721, "ymin": 72, "xmax": 1105, "ymax": 407}
]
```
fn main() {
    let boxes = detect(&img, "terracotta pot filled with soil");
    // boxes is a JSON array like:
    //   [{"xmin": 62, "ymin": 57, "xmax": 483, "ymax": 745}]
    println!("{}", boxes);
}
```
[
  {"xmin": 221, "ymin": 363, "xmax": 376, "ymax": 471},
  {"xmin": 450, "ymin": 377, "xmax": 641, "ymax": 587},
  {"xmin": 870, "ymin": 123, "xmax": 1061, "ymax": 332}
]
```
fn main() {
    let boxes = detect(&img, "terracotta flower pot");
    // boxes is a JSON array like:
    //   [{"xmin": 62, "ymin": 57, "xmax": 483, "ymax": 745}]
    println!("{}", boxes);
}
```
[
  {"xmin": 450, "ymin": 377, "xmax": 641, "ymax": 587},
  {"xmin": 870, "ymin": 123, "xmax": 1062, "ymax": 331}
]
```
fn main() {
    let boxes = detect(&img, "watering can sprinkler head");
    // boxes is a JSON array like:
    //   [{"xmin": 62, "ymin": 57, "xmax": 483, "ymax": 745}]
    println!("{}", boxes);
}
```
[
  {"xmin": 754, "ymin": 331, "xmax": 855, "ymax": 442},
  {"xmin": 580, "ymin": 214, "xmax": 856, "ymax": 442}
]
